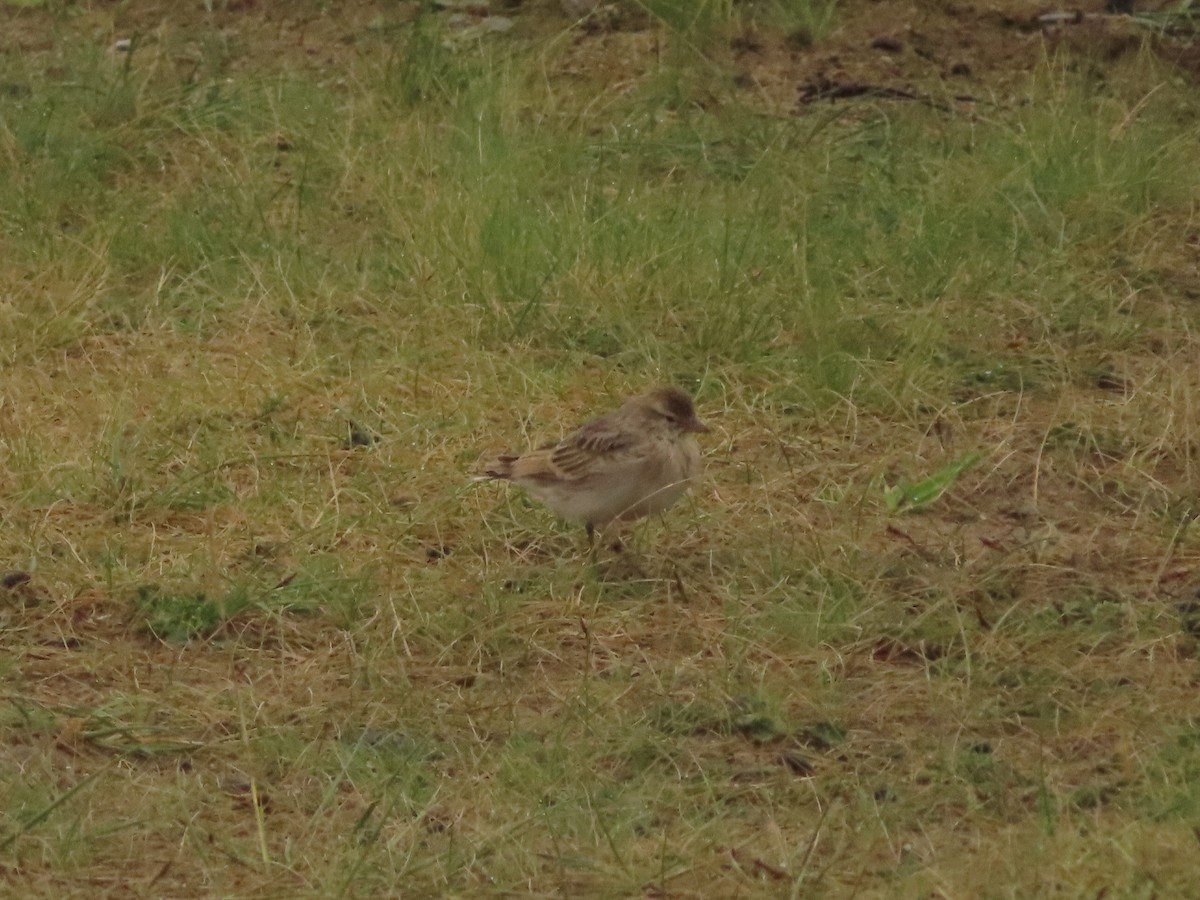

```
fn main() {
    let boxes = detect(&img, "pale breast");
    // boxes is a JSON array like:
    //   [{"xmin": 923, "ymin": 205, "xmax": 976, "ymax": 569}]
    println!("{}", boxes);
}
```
[{"xmin": 617, "ymin": 435, "xmax": 701, "ymax": 520}]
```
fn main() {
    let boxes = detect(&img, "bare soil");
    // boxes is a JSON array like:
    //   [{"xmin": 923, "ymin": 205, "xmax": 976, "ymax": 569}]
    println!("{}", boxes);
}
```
[{"xmin": 6, "ymin": 1, "xmax": 1193, "ymax": 112}]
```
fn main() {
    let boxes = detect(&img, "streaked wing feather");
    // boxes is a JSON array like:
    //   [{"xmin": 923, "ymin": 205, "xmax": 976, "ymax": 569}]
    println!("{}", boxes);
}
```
[
  {"xmin": 572, "ymin": 417, "xmax": 635, "ymax": 454},
  {"xmin": 549, "ymin": 418, "xmax": 639, "ymax": 479},
  {"xmin": 503, "ymin": 412, "xmax": 649, "ymax": 486}
]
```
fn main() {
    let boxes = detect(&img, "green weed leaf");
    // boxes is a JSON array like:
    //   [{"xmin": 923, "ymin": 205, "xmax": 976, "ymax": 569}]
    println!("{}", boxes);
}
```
[{"xmin": 884, "ymin": 451, "xmax": 981, "ymax": 513}]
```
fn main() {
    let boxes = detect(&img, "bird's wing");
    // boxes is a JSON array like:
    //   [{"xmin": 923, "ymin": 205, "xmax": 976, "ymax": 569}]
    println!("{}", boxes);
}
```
[
  {"xmin": 510, "ymin": 417, "xmax": 642, "ymax": 484},
  {"xmin": 554, "ymin": 416, "xmax": 642, "ymax": 476}
]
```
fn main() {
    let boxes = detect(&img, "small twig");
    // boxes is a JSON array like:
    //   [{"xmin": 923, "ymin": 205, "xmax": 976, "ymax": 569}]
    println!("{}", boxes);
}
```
[
  {"xmin": 884, "ymin": 524, "xmax": 937, "ymax": 562},
  {"xmin": 729, "ymin": 847, "xmax": 790, "ymax": 881},
  {"xmin": 799, "ymin": 79, "xmax": 980, "ymax": 112}
]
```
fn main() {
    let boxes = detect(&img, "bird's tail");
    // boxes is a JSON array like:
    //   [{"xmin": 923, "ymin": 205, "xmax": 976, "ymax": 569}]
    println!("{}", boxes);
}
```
[{"xmin": 473, "ymin": 454, "xmax": 519, "ymax": 482}]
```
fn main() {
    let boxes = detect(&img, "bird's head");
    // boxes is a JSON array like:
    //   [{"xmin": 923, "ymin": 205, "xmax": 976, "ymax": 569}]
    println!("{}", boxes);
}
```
[{"xmin": 634, "ymin": 386, "xmax": 709, "ymax": 434}]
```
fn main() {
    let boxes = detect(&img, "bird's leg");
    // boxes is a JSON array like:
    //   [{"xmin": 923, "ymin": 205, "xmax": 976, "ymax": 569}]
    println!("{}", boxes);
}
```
[
  {"xmin": 586, "ymin": 522, "xmax": 598, "ymax": 562},
  {"xmin": 586, "ymin": 521, "xmax": 624, "ymax": 555}
]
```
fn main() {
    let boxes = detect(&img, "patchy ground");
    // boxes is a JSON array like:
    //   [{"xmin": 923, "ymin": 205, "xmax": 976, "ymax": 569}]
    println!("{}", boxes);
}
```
[
  {"xmin": 4, "ymin": 0, "xmax": 1200, "ymax": 896},
  {"xmin": 6, "ymin": 1, "xmax": 1192, "ymax": 111}
]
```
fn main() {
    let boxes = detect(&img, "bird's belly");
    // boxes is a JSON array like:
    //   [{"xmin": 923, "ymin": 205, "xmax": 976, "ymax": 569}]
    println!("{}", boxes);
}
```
[
  {"xmin": 617, "ymin": 479, "xmax": 689, "ymax": 520},
  {"xmin": 521, "ymin": 470, "xmax": 686, "ymax": 524}
]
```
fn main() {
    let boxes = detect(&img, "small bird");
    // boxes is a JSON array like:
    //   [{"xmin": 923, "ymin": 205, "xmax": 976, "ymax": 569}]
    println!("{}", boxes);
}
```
[{"xmin": 479, "ymin": 386, "xmax": 709, "ymax": 541}]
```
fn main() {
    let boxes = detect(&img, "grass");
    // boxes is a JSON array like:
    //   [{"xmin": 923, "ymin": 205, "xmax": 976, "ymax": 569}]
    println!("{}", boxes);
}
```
[{"xmin": 3, "ymin": 1, "xmax": 1200, "ymax": 895}]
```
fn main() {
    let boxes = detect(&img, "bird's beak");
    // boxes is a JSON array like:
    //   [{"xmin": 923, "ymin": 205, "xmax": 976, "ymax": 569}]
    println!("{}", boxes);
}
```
[{"xmin": 683, "ymin": 418, "xmax": 710, "ymax": 434}]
